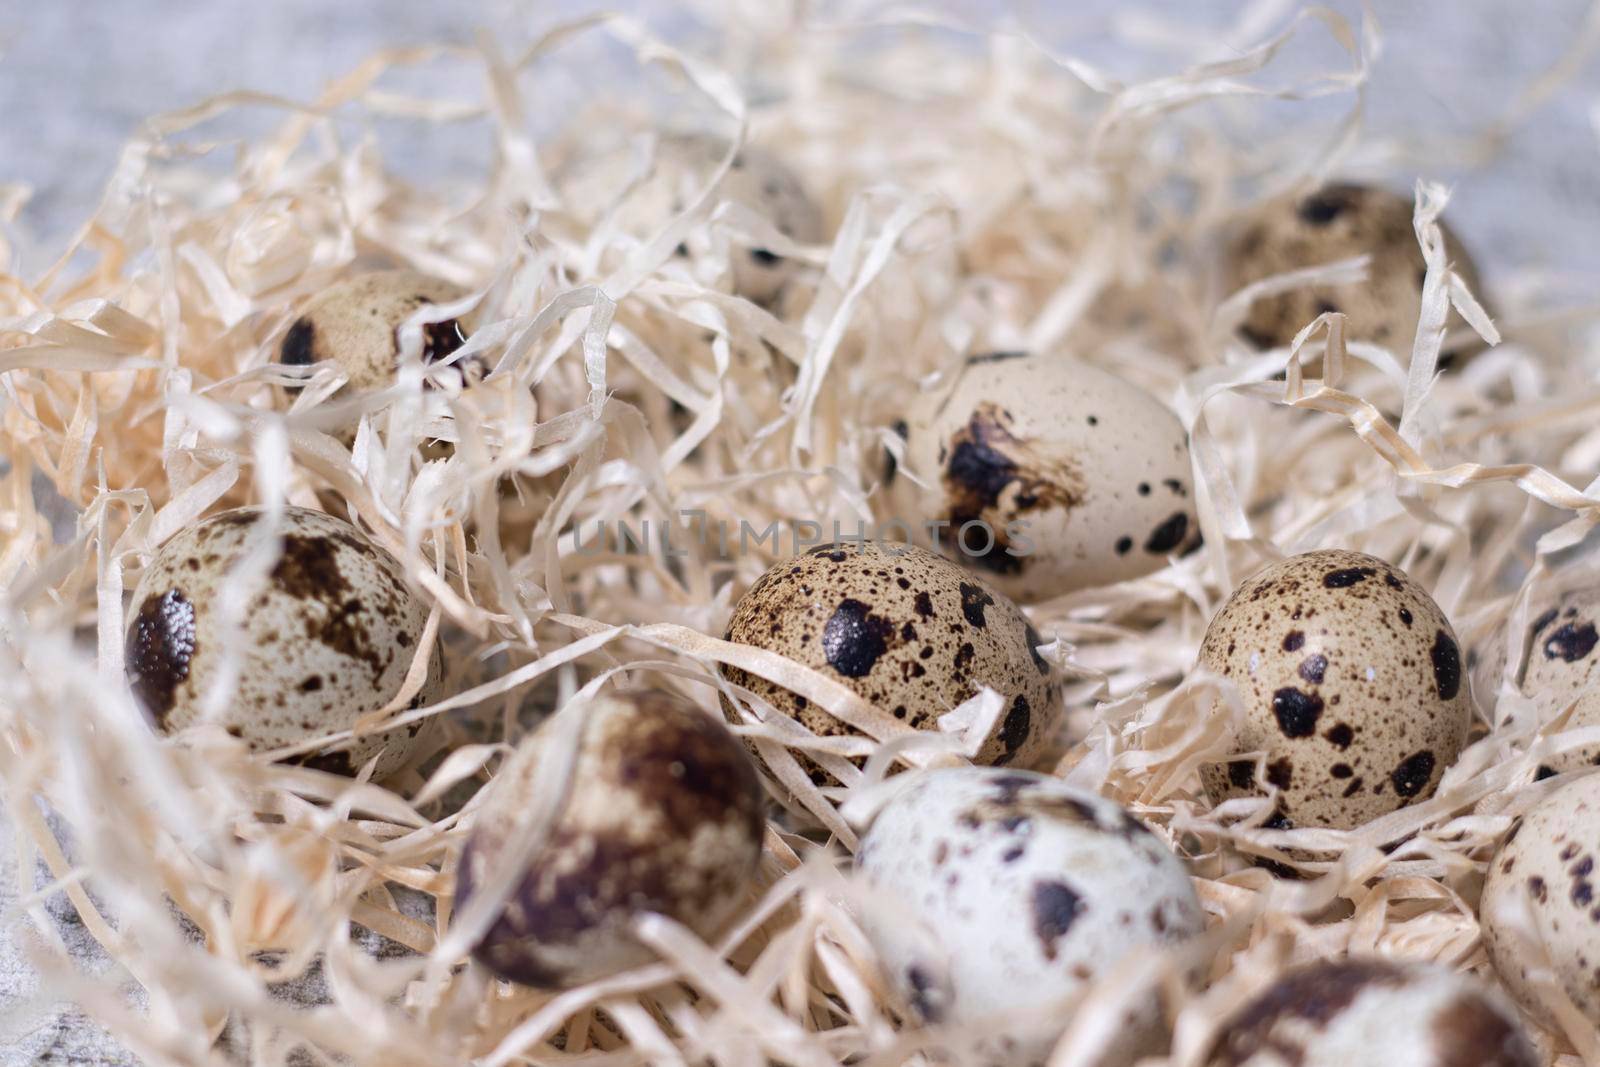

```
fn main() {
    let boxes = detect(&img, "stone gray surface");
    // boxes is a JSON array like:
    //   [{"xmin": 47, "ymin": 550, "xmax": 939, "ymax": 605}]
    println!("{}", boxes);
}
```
[{"xmin": 2, "ymin": 1, "xmax": 1599, "ymax": 1064}]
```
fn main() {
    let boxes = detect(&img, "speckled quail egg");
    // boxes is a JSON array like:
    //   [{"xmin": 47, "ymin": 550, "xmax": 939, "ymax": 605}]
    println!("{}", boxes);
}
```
[
  {"xmin": 721, "ymin": 542, "xmax": 1059, "ymax": 785},
  {"xmin": 855, "ymin": 767, "xmax": 1204, "ymax": 1065},
  {"xmin": 569, "ymin": 135, "xmax": 824, "ymax": 307},
  {"xmin": 1198, "ymin": 549, "xmax": 1470, "ymax": 830},
  {"xmin": 1204, "ymin": 957, "xmax": 1537, "ymax": 1067},
  {"xmin": 1512, "ymin": 586, "xmax": 1600, "ymax": 774},
  {"xmin": 1482, "ymin": 772, "xmax": 1600, "ymax": 1029},
  {"xmin": 457, "ymin": 688, "xmax": 764, "ymax": 988},
  {"xmin": 1223, "ymin": 182, "xmax": 1485, "ymax": 363},
  {"xmin": 279, "ymin": 269, "xmax": 474, "ymax": 389},
  {"xmin": 887, "ymin": 351, "xmax": 1201, "ymax": 603},
  {"xmin": 124, "ymin": 506, "xmax": 442, "ymax": 778}
]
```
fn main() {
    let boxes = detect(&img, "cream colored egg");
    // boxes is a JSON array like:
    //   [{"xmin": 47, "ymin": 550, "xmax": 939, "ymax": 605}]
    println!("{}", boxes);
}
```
[
  {"xmin": 887, "ymin": 351, "xmax": 1201, "ymax": 603},
  {"xmin": 1223, "ymin": 182, "xmax": 1485, "ymax": 363},
  {"xmin": 856, "ymin": 767, "xmax": 1204, "ymax": 1066},
  {"xmin": 124, "ymin": 506, "xmax": 442, "ymax": 778},
  {"xmin": 1205, "ymin": 958, "xmax": 1537, "ymax": 1067},
  {"xmin": 721, "ymin": 542, "xmax": 1059, "ymax": 786},
  {"xmin": 1198, "ymin": 549, "xmax": 1470, "ymax": 830},
  {"xmin": 457, "ymin": 689, "xmax": 764, "ymax": 988},
  {"xmin": 279, "ymin": 269, "xmax": 473, "ymax": 390},
  {"xmin": 1482, "ymin": 772, "xmax": 1600, "ymax": 1031},
  {"xmin": 566, "ymin": 135, "xmax": 824, "ymax": 307}
]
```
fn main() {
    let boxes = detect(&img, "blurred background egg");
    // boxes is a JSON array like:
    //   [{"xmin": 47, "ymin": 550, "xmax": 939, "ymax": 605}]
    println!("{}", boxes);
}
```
[
  {"xmin": 1204, "ymin": 957, "xmax": 1537, "ymax": 1067},
  {"xmin": 457, "ymin": 688, "xmax": 765, "ymax": 988},
  {"xmin": 1222, "ymin": 182, "xmax": 1486, "ymax": 365}
]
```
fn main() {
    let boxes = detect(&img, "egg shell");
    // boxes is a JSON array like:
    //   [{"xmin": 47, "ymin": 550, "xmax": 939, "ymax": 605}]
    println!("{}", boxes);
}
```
[
  {"xmin": 721, "ymin": 542, "xmax": 1059, "ymax": 785},
  {"xmin": 568, "ymin": 136, "xmax": 824, "ymax": 306},
  {"xmin": 888, "ymin": 351, "xmax": 1201, "ymax": 603},
  {"xmin": 457, "ymin": 689, "xmax": 764, "ymax": 988},
  {"xmin": 280, "ymin": 269, "xmax": 472, "ymax": 390},
  {"xmin": 1481, "ymin": 771, "xmax": 1600, "ymax": 1029},
  {"xmin": 855, "ymin": 767, "xmax": 1204, "ymax": 1065},
  {"xmin": 1205, "ymin": 957, "xmax": 1537, "ymax": 1067},
  {"xmin": 1198, "ymin": 549, "xmax": 1470, "ymax": 830},
  {"xmin": 124, "ymin": 506, "xmax": 442, "ymax": 778},
  {"xmin": 1515, "ymin": 587, "xmax": 1600, "ymax": 773},
  {"xmin": 1223, "ymin": 182, "xmax": 1485, "ymax": 361}
]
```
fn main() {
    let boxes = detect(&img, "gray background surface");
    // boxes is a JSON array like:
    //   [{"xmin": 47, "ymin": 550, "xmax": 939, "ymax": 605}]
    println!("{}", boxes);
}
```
[{"xmin": 2, "ymin": 1, "xmax": 1600, "ymax": 1063}]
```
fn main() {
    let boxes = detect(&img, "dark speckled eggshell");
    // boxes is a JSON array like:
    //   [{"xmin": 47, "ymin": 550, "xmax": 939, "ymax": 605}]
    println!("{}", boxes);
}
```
[
  {"xmin": 457, "ymin": 689, "xmax": 764, "ymax": 988},
  {"xmin": 1482, "ymin": 773, "xmax": 1600, "ymax": 1030},
  {"xmin": 1205, "ymin": 957, "xmax": 1536, "ymax": 1066},
  {"xmin": 1223, "ymin": 182, "xmax": 1486, "ymax": 365},
  {"xmin": 721, "ymin": 542, "xmax": 1059, "ymax": 786},
  {"xmin": 279, "ymin": 269, "xmax": 472, "ymax": 390},
  {"xmin": 889, "ymin": 351, "xmax": 1201, "ymax": 603},
  {"xmin": 123, "ymin": 506, "xmax": 442, "ymax": 779},
  {"xmin": 1197, "ymin": 549, "xmax": 1470, "ymax": 830}
]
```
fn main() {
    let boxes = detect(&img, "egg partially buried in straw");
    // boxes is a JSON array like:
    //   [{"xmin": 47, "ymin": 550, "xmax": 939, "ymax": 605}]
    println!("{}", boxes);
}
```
[
  {"xmin": 1197, "ymin": 549, "xmax": 1470, "ymax": 830},
  {"xmin": 457, "ymin": 689, "xmax": 765, "ymax": 988},
  {"xmin": 721, "ymin": 542, "xmax": 1059, "ymax": 787},
  {"xmin": 1223, "ymin": 182, "xmax": 1485, "ymax": 363},
  {"xmin": 888, "ymin": 351, "xmax": 1201, "ymax": 603},
  {"xmin": 856, "ymin": 768, "xmax": 1204, "ymax": 1066},
  {"xmin": 568, "ymin": 135, "xmax": 824, "ymax": 307},
  {"xmin": 279, "ymin": 269, "xmax": 474, "ymax": 389},
  {"xmin": 124, "ymin": 506, "xmax": 442, "ymax": 778},
  {"xmin": 1481, "ymin": 771, "xmax": 1600, "ymax": 1030},
  {"xmin": 1204, "ymin": 957, "xmax": 1537, "ymax": 1067},
  {"xmin": 1515, "ymin": 586, "xmax": 1600, "ymax": 774}
]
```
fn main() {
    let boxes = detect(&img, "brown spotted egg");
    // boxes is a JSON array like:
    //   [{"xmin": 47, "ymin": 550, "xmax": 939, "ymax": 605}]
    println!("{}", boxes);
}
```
[
  {"xmin": 856, "ymin": 768, "xmax": 1204, "ymax": 1065},
  {"xmin": 1482, "ymin": 772, "xmax": 1600, "ymax": 1030},
  {"xmin": 1224, "ymin": 182, "xmax": 1485, "ymax": 362},
  {"xmin": 124, "ymin": 506, "xmax": 442, "ymax": 778},
  {"xmin": 279, "ymin": 269, "xmax": 474, "ymax": 389},
  {"xmin": 1516, "ymin": 587, "xmax": 1600, "ymax": 774},
  {"xmin": 721, "ymin": 542, "xmax": 1059, "ymax": 785},
  {"xmin": 1204, "ymin": 957, "xmax": 1537, "ymax": 1067},
  {"xmin": 567, "ymin": 136, "xmax": 824, "ymax": 307},
  {"xmin": 1198, "ymin": 550, "xmax": 1470, "ymax": 830},
  {"xmin": 457, "ymin": 689, "xmax": 764, "ymax": 988},
  {"xmin": 887, "ymin": 351, "xmax": 1201, "ymax": 603}
]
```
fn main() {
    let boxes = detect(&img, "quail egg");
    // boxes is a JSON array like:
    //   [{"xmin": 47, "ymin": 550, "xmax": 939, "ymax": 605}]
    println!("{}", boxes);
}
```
[
  {"xmin": 457, "ymin": 688, "xmax": 765, "ymax": 988},
  {"xmin": 1205, "ymin": 957, "xmax": 1537, "ymax": 1067},
  {"xmin": 1198, "ymin": 549, "xmax": 1470, "ymax": 829},
  {"xmin": 1223, "ymin": 182, "xmax": 1485, "ymax": 363},
  {"xmin": 1482, "ymin": 771, "xmax": 1600, "ymax": 1029},
  {"xmin": 124, "ymin": 506, "xmax": 442, "ymax": 778},
  {"xmin": 721, "ymin": 542, "xmax": 1059, "ymax": 785},
  {"xmin": 568, "ymin": 135, "xmax": 824, "ymax": 307},
  {"xmin": 887, "ymin": 351, "xmax": 1201, "ymax": 603},
  {"xmin": 856, "ymin": 767, "xmax": 1204, "ymax": 1065},
  {"xmin": 279, "ymin": 269, "xmax": 474, "ymax": 389},
  {"xmin": 1515, "ymin": 587, "xmax": 1600, "ymax": 773}
]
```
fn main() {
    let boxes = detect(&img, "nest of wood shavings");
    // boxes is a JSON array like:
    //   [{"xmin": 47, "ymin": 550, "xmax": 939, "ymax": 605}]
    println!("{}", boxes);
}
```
[{"xmin": 6, "ymin": 3, "xmax": 1600, "ymax": 1065}]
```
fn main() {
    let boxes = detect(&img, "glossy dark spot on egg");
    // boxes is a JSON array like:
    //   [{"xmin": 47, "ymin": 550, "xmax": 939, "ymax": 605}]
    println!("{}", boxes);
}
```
[
  {"xmin": 822, "ymin": 598, "xmax": 893, "ymax": 677},
  {"xmin": 1431, "ymin": 629, "xmax": 1461, "ymax": 700},
  {"xmin": 1390, "ymin": 750, "xmax": 1436, "ymax": 798},
  {"xmin": 126, "ymin": 589, "xmax": 197, "ymax": 723},
  {"xmin": 1271, "ymin": 687, "xmax": 1324, "ymax": 738}
]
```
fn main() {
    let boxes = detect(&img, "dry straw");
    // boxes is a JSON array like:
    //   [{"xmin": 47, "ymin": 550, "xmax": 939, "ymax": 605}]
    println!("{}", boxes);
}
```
[{"xmin": 4, "ymin": 2, "xmax": 1600, "ymax": 1064}]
